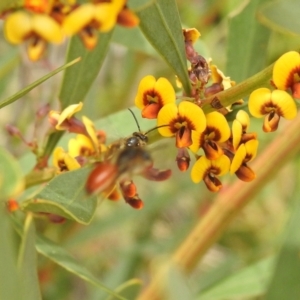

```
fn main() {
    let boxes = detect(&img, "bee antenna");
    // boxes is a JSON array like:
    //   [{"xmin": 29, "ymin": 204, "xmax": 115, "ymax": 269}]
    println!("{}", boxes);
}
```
[
  {"xmin": 128, "ymin": 108, "xmax": 141, "ymax": 132},
  {"xmin": 145, "ymin": 124, "xmax": 169, "ymax": 135}
]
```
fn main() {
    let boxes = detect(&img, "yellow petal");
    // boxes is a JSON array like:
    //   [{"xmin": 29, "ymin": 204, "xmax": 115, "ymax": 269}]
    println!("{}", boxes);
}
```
[
  {"xmin": 111, "ymin": 0, "xmax": 126, "ymax": 12},
  {"xmin": 62, "ymin": 3, "xmax": 94, "ymax": 35},
  {"xmin": 248, "ymin": 88, "xmax": 272, "ymax": 118},
  {"xmin": 232, "ymin": 119, "xmax": 242, "ymax": 151},
  {"xmin": 82, "ymin": 116, "xmax": 98, "ymax": 149},
  {"xmin": 189, "ymin": 130, "xmax": 203, "ymax": 153},
  {"xmin": 48, "ymin": 110, "xmax": 60, "ymax": 127},
  {"xmin": 211, "ymin": 154, "xmax": 230, "ymax": 176},
  {"xmin": 178, "ymin": 101, "xmax": 206, "ymax": 133},
  {"xmin": 235, "ymin": 110, "xmax": 250, "ymax": 131},
  {"xmin": 4, "ymin": 11, "xmax": 32, "ymax": 44},
  {"xmin": 210, "ymin": 64, "xmax": 222, "ymax": 84},
  {"xmin": 32, "ymin": 14, "xmax": 63, "ymax": 43},
  {"xmin": 183, "ymin": 28, "xmax": 201, "ymax": 44},
  {"xmin": 205, "ymin": 111, "xmax": 230, "ymax": 142},
  {"xmin": 134, "ymin": 75, "xmax": 156, "ymax": 109},
  {"xmin": 157, "ymin": 103, "xmax": 178, "ymax": 136},
  {"xmin": 210, "ymin": 64, "xmax": 232, "ymax": 89},
  {"xmin": 68, "ymin": 134, "xmax": 95, "ymax": 157},
  {"xmin": 230, "ymin": 144, "xmax": 246, "ymax": 174},
  {"xmin": 27, "ymin": 38, "xmax": 47, "ymax": 61},
  {"xmin": 53, "ymin": 147, "xmax": 65, "ymax": 169},
  {"xmin": 270, "ymin": 89, "xmax": 297, "ymax": 120},
  {"xmin": 56, "ymin": 102, "xmax": 83, "ymax": 130},
  {"xmin": 94, "ymin": 3, "xmax": 118, "ymax": 32},
  {"xmin": 64, "ymin": 153, "xmax": 81, "ymax": 170},
  {"xmin": 79, "ymin": 27, "xmax": 98, "ymax": 50},
  {"xmin": 191, "ymin": 156, "xmax": 211, "ymax": 183},
  {"xmin": 52, "ymin": 146, "xmax": 80, "ymax": 171},
  {"xmin": 244, "ymin": 139, "xmax": 259, "ymax": 162},
  {"xmin": 154, "ymin": 77, "xmax": 176, "ymax": 106},
  {"xmin": 273, "ymin": 51, "xmax": 300, "ymax": 90},
  {"xmin": 134, "ymin": 75, "xmax": 175, "ymax": 112}
]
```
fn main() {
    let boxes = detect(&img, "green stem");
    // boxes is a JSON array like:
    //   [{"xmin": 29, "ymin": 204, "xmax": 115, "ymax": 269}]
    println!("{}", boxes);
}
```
[
  {"xmin": 202, "ymin": 63, "xmax": 274, "ymax": 113},
  {"xmin": 137, "ymin": 108, "xmax": 300, "ymax": 300}
]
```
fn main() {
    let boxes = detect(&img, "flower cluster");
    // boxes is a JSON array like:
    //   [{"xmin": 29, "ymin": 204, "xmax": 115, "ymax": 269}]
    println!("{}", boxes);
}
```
[
  {"xmin": 133, "ymin": 33, "xmax": 300, "ymax": 193},
  {"xmin": 8, "ymin": 24, "xmax": 299, "ymax": 206},
  {"xmin": 248, "ymin": 51, "xmax": 299, "ymax": 132},
  {"xmin": 48, "ymin": 102, "xmax": 171, "ymax": 209},
  {"xmin": 133, "ymin": 28, "xmax": 259, "ymax": 192},
  {"xmin": 2, "ymin": 0, "xmax": 139, "ymax": 61}
]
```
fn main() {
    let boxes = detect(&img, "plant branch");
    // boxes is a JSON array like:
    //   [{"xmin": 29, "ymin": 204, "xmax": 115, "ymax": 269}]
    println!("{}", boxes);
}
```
[
  {"xmin": 202, "ymin": 63, "xmax": 274, "ymax": 113},
  {"xmin": 138, "ymin": 112, "xmax": 300, "ymax": 300}
]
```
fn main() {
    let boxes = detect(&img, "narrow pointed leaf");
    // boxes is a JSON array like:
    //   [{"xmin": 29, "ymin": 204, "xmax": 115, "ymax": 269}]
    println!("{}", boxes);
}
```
[
  {"xmin": 45, "ymin": 33, "xmax": 113, "ymax": 157},
  {"xmin": 0, "ymin": 146, "xmax": 25, "ymax": 201},
  {"xmin": 257, "ymin": 0, "xmax": 300, "ymax": 36},
  {"xmin": 0, "ymin": 206, "xmax": 20, "ymax": 300},
  {"xmin": 36, "ymin": 234, "xmax": 127, "ymax": 300},
  {"xmin": 43, "ymin": 131, "xmax": 64, "ymax": 159},
  {"xmin": 199, "ymin": 257, "xmax": 275, "ymax": 300},
  {"xmin": 18, "ymin": 214, "xmax": 42, "ymax": 300},
  {"xmin": 59, "ymin": 33, "xmax": 113, "ymax": 109},
  {"xmin": 226, "ymin": 0, "xmax": 271, "ymax": 81},
  {"xmin": 0, "ymin": 57, "xmax": 80, "ymax": 109},
  {"xmin": 136, "ymin": 0, "xmax": 191, "ymax": 94},
  {"xmin": 11, "ymin": 218, "xmax": 127, "ymax": 300},
  {"xmin": 21, "ymin": 167, "xmax": 98, "ymax": 225}
]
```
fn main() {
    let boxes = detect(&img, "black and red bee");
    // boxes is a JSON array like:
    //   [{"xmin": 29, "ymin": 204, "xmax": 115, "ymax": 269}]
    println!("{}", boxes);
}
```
[{"xmin": 85, "ymin": 109, "xmax": 171, "ymax": 209}]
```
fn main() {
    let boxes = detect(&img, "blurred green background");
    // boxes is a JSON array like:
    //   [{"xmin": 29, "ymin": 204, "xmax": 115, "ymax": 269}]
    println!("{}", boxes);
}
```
[{"xmin": 1, "ymin": 0, "xmax": 300, "ymax": 299}]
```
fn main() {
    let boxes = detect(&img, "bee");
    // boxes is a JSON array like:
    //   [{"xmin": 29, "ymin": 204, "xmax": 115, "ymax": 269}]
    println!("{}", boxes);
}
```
[{"xmin": 85, "ymin": 109, "xmax": 171, "ymax": 209}]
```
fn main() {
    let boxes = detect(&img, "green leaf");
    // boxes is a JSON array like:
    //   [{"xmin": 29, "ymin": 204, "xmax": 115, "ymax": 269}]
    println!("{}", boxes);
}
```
[
  {"xmin": 0, "ymin": 57, "xmax": 81, "ymax": 109},
  {"xmin": 0, "ymin": 146, "xmax": 25, "ymax": 201},
  {"xmin": 265, "ymin": 197, "xmax": 300, "ymax": 300},
  {"xmin": 257, "ymin": 0, "xmax": 300, "ymax": 36},
  {"xmin": 136, "ymin": 0, "xmax": 192, "ymax": 94},
  {"xmin": 36, "ymin": 234, "xmax": 127, "ymax": 300},
  {"xmin": 44, "ymin": 33, "xmax": 113, "ymax": 157},
  {"xmin": 0, "ymin": 0, "xmax": 21, "ymax": 12},
  {"xmin": 59, "ymin": 33, "xmax": 113, "ymax": 109},
  {"xmin": 21, "ymin": 167, "xmax": 98, "ymax": 225},
  {"xmin": 226, "ymin": 0, "xmax": 271, "ymax": 81},
  {"xmin": 199, "ymin": 257, "xmax": 275, "ymax": 300},
  {"xmin": 18, "ymin": 214, "xmax": 42, "ymax": 300},
  {"xmin": 0, "ymin": 206, "xmax": 20, "ymax": 300},
  {"xmin": 112, "ymin": 26, "xmax": 157, "ymax": 56},
  {"xmin": 43, "ymin": 131, "xmax": 64, "ymax": 160}
]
